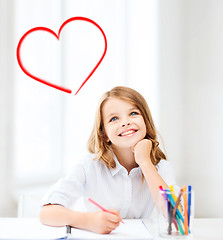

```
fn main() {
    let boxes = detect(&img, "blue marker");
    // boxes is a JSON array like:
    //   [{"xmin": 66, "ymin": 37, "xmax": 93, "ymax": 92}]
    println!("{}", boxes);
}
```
[{"xmin": 188, "ymin": 185, "xmax": 192, "ymax": 227}]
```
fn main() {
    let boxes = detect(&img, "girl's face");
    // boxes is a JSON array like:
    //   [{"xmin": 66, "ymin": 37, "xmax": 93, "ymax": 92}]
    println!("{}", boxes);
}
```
[{"xmin": 102, "ymin": 97, "xmax": 147, "ymax": 150}]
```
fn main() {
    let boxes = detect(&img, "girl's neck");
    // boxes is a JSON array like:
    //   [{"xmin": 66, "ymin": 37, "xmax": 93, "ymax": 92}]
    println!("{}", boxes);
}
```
[{"xmin": 112, "ymin": 146, "xmax": 138, "ymax": 174}]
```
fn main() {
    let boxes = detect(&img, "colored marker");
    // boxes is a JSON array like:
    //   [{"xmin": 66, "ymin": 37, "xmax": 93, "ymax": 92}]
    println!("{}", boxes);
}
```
[
  {"xmin": 165, "ymin": 189, "xmax": 184, "ymax": 223},
  {"xmin": 170, "ymin": 185, "xmax": 177, "ymax": 201},
  {"xmin": 170, "ymin": 185, "xmax": 183, "ymax": 213},
  {"xmin": 176, "ymin": 214, "xmax": 184, "ymax": 235},
  {"xmin": 168, "ymin": 202, "xmax": 173, "ymax": 235},
  {"xmin": 172, "ymin": 189, "xmax": 183, "ymax": 218},
  {"xmin": 183, "ymin": 186, "xmax": 189, "ymax": 235},
  {"xmin": 188, "ymin": 185, "xmax": 192, "ymax": 228},
  {"xmin": 173, "ymin": 218, "xmax": 178, "ymax": 231},
  {"xmin": 159, "ymin": 186, "xmax": 178, "ymax": 231},
  {"xmin": 88, "ymin": 198, "xmax": 124, "ymax": 224},
  {"xmin": 172, "ymin": 189, "xmax": 183, "ymax": 234}
]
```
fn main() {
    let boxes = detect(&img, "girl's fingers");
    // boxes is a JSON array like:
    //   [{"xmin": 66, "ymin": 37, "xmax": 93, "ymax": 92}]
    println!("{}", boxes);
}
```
[
  {"xmin": 107, "ymin": 222, "xmax": 120, "ymax": 231},
  {"xmin": 106, "ymin": 209, "xmax": 122, "ymax": 223}
]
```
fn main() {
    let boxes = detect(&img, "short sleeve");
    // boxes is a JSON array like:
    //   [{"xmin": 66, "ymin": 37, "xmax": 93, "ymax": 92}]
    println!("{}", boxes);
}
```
[
  {"xmin": 41, "ymin": 162, "xmax": 86, "ymax": 208},
  {"xmin": 157, "ymin": 160, "xmax": 176, "ymax": 186}
]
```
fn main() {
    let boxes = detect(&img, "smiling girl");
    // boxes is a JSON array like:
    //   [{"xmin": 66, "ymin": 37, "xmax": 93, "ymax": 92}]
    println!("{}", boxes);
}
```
[{"xmin": 40, "ymin": 86, "xmax": 175, "ymax": 234}]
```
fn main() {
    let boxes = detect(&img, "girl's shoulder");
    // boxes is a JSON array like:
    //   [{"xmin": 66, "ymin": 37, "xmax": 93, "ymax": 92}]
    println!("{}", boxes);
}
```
[
  {"xmin": 66, "ymin": 152, "xmax": 104, "ymax": 179},
  {"xmin": 75, "ymin": 152, "xmax": 106, "ymax": 170}
]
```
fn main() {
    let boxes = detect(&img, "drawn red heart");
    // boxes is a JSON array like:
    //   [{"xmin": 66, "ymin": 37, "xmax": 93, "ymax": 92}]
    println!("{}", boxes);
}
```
[{"xmin": 16, "ymin": 17, "xmax": 107, "ymax": 95}]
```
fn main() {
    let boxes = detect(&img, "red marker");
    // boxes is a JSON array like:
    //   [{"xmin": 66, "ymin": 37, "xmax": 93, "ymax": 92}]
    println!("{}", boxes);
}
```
[{"xmin": 88, "ymin": 198, "xmax": 124, "ymax": 224}]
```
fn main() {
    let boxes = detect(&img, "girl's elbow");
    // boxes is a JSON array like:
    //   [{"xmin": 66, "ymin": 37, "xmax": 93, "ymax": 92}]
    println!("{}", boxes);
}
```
[{"xmin": 39, "ymin": 205, "xmax": 51, "ymax": 225}]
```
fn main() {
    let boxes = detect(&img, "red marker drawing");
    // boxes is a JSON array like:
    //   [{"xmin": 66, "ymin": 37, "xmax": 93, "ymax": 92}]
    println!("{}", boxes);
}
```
[{"xmin": 16, "ymin": 17, "xmax": 107, "ymax": 95}]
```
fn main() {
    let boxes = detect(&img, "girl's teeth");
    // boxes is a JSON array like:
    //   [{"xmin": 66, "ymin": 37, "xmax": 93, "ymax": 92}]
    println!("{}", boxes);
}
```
[{"xmin": 121, "ymin": 130, "xmax": 135, "ymax": 136}]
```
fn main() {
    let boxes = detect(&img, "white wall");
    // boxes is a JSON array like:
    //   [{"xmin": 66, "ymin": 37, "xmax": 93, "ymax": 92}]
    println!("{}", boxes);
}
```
[
  {"xmin": 158, "ymin": 0, "xmax": 223, "ymax": 217},
  {"xmin": 1, "ymin": 0, "xmax": 223, "ymax": 218},
  {"xmin": 0, "ymin": 0, "xmax": 16, "ymax": 216}
]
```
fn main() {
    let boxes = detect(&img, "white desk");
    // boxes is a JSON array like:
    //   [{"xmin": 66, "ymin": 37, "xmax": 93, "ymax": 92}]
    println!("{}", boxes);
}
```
[
  {"xmin": 0, "ymin": 218, "xmax": 222, "ymax": 239},
  {"xmin": 144, "ymin": 218, "xmax": 223, "ymax": 240}
]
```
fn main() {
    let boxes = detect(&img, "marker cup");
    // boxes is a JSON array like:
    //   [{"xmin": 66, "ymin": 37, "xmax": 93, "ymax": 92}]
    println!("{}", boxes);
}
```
[{"xmin": 158, "ymin": 186, "xmax": 194, "ymax": 238}]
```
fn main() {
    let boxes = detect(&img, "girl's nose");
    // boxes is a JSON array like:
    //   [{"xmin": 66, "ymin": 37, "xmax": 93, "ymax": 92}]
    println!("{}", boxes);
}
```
[{"xmin": 122, "ymin": 122, "xmax": 130, "ymax": 127}]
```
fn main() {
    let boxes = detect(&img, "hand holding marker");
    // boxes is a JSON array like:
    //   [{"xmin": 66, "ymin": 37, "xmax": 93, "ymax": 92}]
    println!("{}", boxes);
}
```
[{"xmin": 88, "ymin": 198, "xmax": 124, "ymax": 224}]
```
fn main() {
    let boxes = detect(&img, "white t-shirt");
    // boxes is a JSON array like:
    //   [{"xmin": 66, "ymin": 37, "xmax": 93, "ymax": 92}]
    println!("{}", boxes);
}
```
[{"xmin": 41, "ymin": 153, "xmax": 176, "ymax": 218}]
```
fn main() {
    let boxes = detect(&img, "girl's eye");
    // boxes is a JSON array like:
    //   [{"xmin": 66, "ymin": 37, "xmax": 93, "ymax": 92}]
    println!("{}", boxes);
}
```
[
  {"xmin": 110, "ymin": 116, "xmax": 118, "ymax": 122},
  {"xmin": 130, "ymin": 111, "xmax": 139, "ymax": 116}
]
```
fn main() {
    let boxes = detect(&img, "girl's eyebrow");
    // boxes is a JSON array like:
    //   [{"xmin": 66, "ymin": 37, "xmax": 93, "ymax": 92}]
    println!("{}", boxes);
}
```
[
  {"xmin": 129, "ymin": 107, "xmax": 140, "ymax": 112},
  {"xmin": 106, "ymin": 112, "xmax": 117, "ymax": 121},
  {"xmin": 130, "ymin": 107, "xmax": 139, "ymax": 111}
]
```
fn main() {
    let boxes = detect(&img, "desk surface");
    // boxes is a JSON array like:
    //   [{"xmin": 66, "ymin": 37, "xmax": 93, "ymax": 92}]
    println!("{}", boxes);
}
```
[
  {"xmin": 144, "ymin": 218, "xmax": 223, "ymax": 240},
  {"xmin": 0, "ymin": 218, "xmax": 222, "ymax": 240}
]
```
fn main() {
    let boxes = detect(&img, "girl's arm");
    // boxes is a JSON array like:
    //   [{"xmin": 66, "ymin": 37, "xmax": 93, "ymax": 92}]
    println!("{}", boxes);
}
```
[
  {"xmin": 133, "ymin": 139, "xmax": 169, "ymax": 209},
  {"xmin": 40, "ymin": 204, "xmax": 122, "ymax": 234}
]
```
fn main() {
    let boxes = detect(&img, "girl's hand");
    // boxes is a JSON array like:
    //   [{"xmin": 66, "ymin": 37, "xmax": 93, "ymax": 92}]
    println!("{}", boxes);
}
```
[
  {"xmin": 86, "ymin": 210, "xmax": 122, "ymax": 234},
  {"xmin": 132, "ymin": 139, "xmax": 153, "ymax": 167}
]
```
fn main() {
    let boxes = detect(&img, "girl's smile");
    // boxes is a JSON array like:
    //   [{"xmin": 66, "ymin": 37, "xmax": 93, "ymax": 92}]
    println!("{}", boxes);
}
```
[
  {"xmin": 118, "ymin": 129, "xmax": 138, "ymax": 137},
  {"xmin": 102, "ymin": 97, "xmax": 147, "ymax": 150}
]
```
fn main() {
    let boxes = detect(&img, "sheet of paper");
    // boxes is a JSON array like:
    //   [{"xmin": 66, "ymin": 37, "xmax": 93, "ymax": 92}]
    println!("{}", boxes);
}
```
[
  {"xmin": 0, "ymin": 218, "xmax": 66, "ymax": 240},
  {"xmin": 0, "ymin": 218, "xmax": 153, "ymax": 240},
  {"xmin": 69, "ymin": 219, "xmax": 153, "ymax": 239}
]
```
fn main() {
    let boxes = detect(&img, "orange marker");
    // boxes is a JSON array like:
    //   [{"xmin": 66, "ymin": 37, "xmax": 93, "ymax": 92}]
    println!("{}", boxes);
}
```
[{"xmin": 183, "ymin": 186, "xmax": 188, "ymax": 235}]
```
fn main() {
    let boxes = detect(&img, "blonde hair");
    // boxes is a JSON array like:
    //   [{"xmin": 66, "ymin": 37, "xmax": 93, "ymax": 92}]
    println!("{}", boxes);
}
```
[{"xmin": 87, "ymin": 86, "xmax": 166, "ymax": 168}]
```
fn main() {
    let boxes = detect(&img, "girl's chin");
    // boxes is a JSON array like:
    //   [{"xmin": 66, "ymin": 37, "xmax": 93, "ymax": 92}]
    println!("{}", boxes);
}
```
[{"xmin": 112, "ymin": 142, "xmax": 138, "ymax": 150}]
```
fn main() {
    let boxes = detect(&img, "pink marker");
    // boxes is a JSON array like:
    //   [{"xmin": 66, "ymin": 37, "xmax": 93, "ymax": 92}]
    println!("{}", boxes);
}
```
[{"xmin": 88, "ymin": 198, "xmax": 124, "ymax": 224}]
